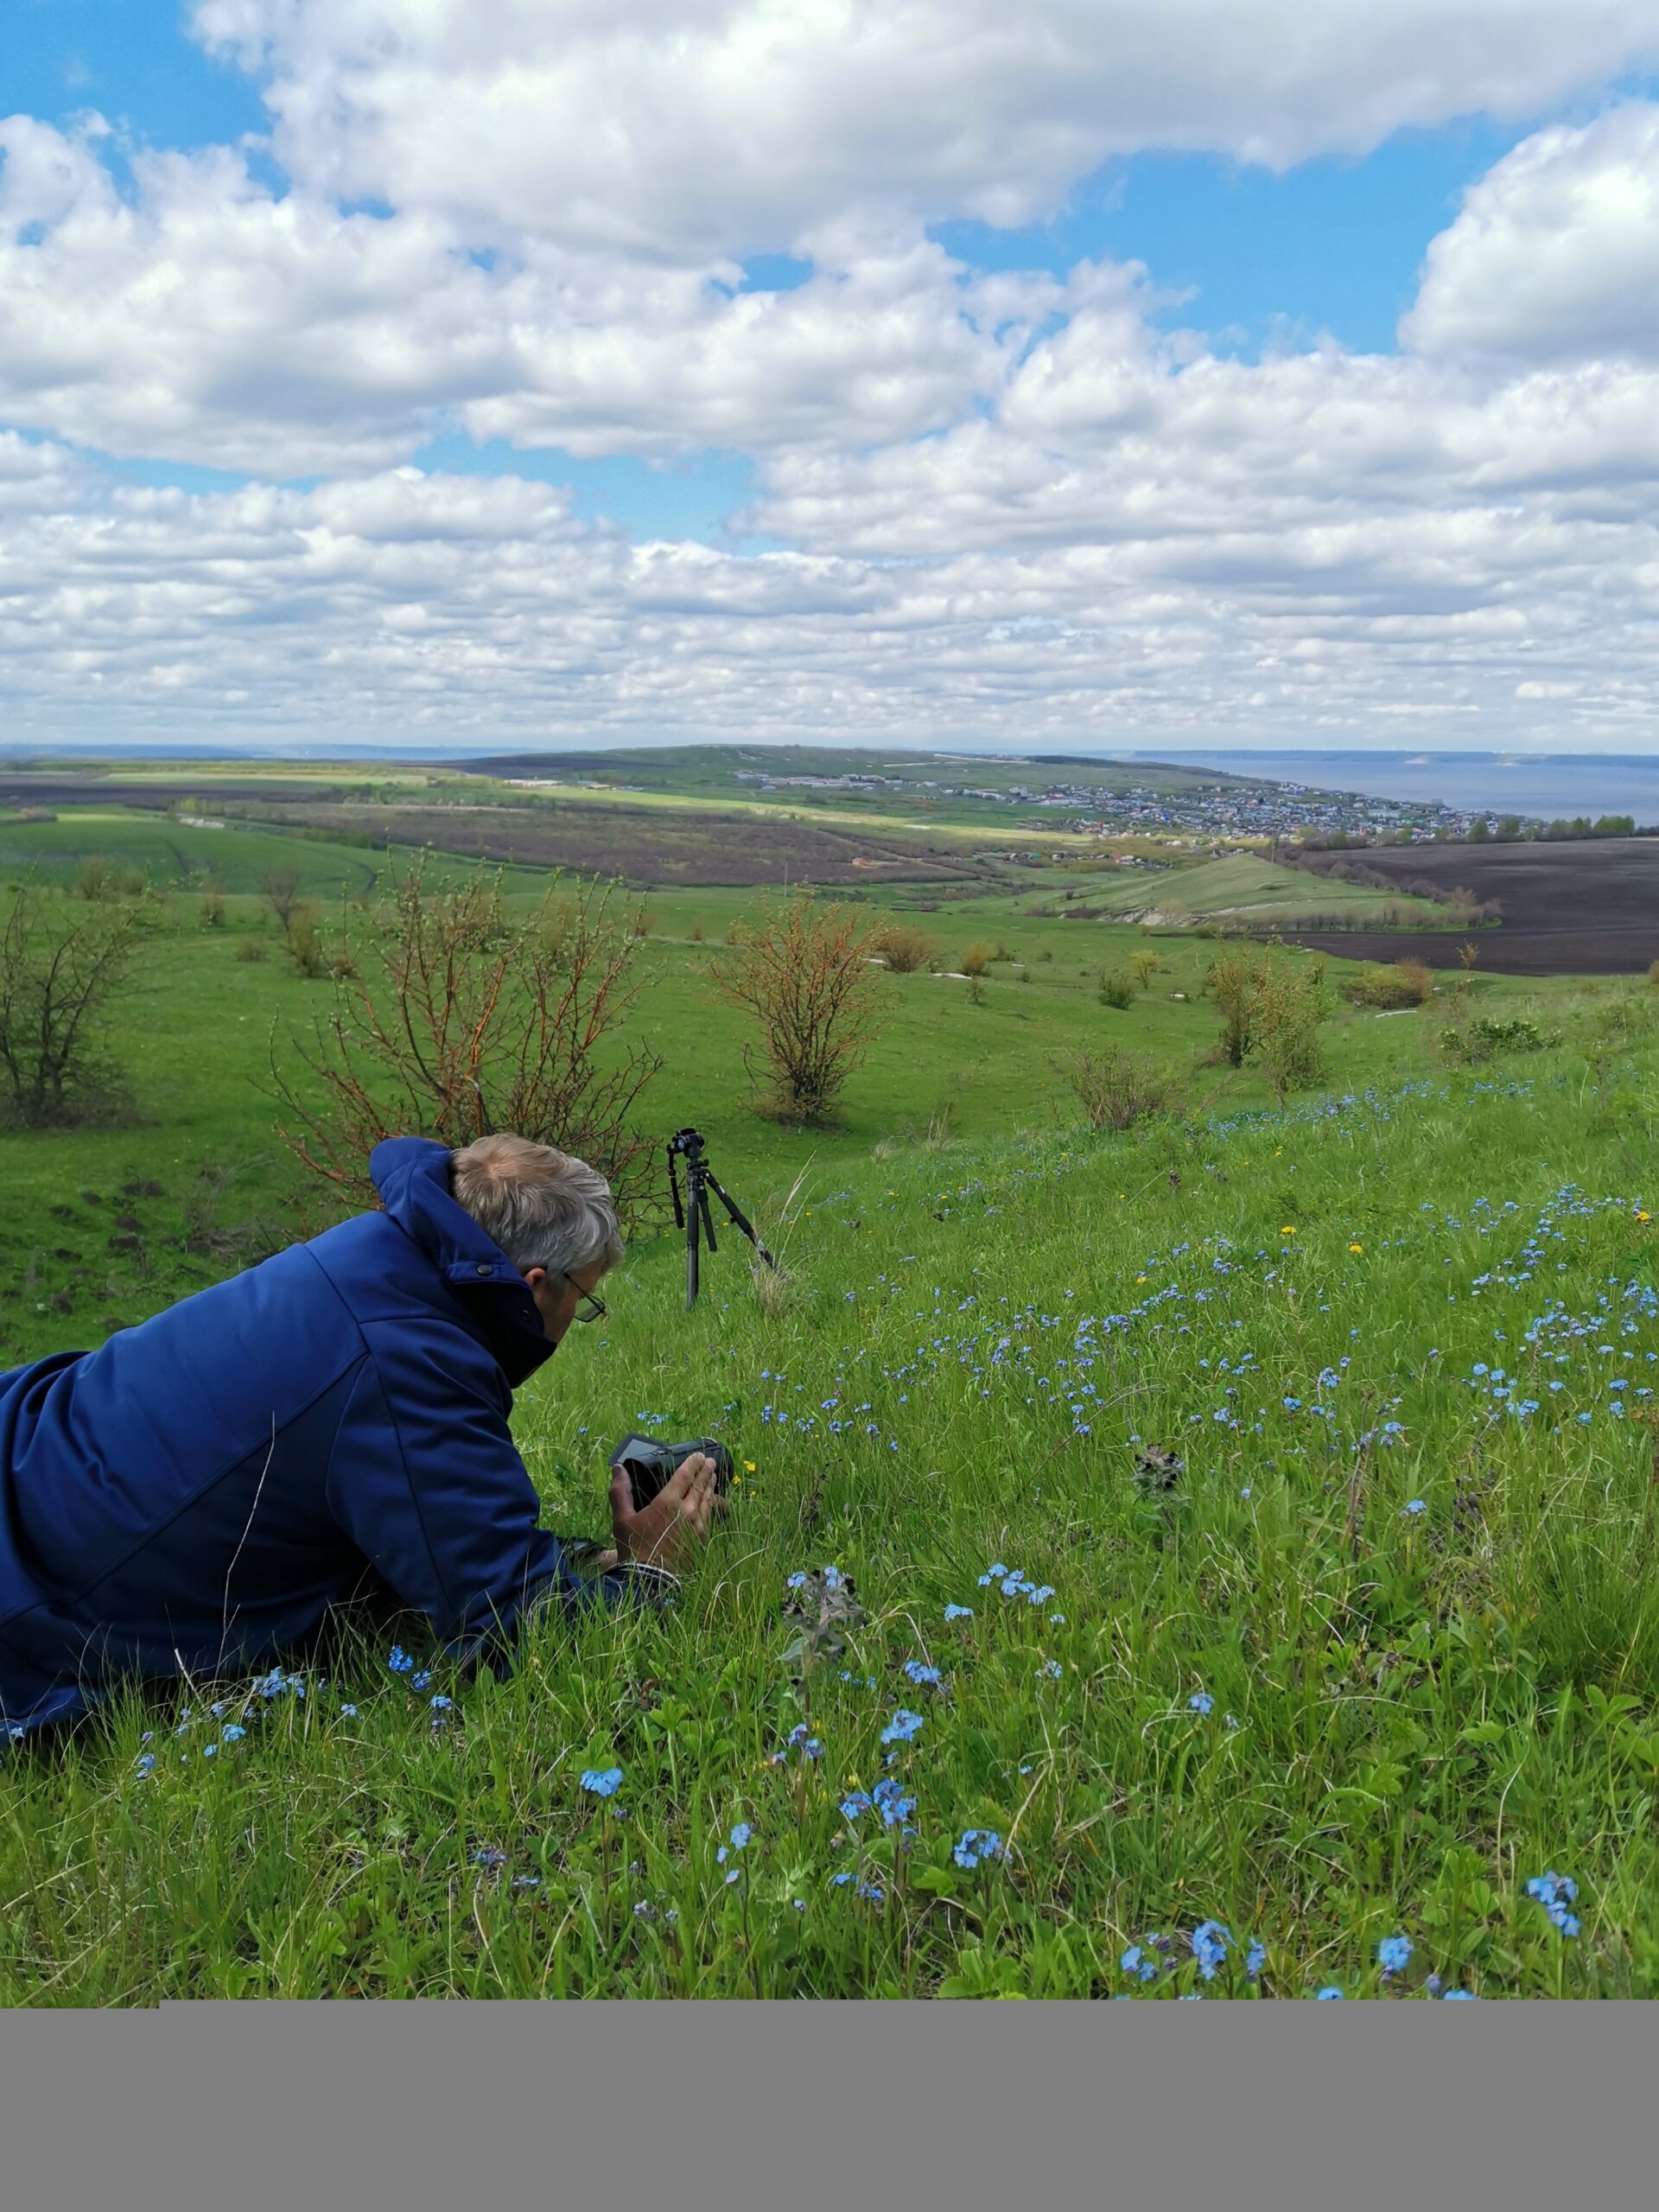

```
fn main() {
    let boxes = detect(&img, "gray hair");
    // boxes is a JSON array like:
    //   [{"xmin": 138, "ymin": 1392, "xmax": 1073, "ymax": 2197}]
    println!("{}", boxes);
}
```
[{"xmin": 450, "ymin": 1134, "xmax": 624, "ymax": 1279}]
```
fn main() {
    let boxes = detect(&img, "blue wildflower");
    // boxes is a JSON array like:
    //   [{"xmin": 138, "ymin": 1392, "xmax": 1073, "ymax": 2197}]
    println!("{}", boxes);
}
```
[
  {"xmin": 429, "ymin": 1694, "xmax": 452, "ymax": 1711},
  {"xmin": 1191, "ymin": 1921, "xmax": 1230, "ymax": 1980},
  {"xmin": 1246, "ymin": 1942, "xmax": 1266, "ymax": 1976},
  {"xmin": 220, "ymin": 1724, "xmax": 246, "ymax": 1744},
  {"xmin": 474, "ymin": 1848, "xmax": 508, "ymax": 1868},
  {"xmin": 729, "ymin": 1822, "xmax": 752, "ymax": 1850},
  {"xmin": 840, "ymin": 1791, "xmax": 873, "ymax": 1821},
  {"xmin": 1190, "ymin": 1691, "xmax": 1215, "ymax": 1716},
  {"xmin": 1526, "ymin": 1872, "xmax": 1580, "ymax": 1936},
  {"xmin": 903, "ymin": 1660, "xmax": 943, "ymax": 1687},
  {"xmin": 1315, "ymin": 1986, "xmax": 1345, "ymax": 1999},
  {"xmin": 339, "ymin": 1704, "xmax": 358, "ymax": 1719},
  {"xmin": 952, "ymin": 1829, "xmax": 1004, "ymax": 1869},
  {"xmin": 944, "ymin": 1604, "xmax": 974, "ymax": 1621},
  {"xmin": 1404, "ymin": 1499, "xmax": 1427, "ymax": 1516},
  {"xmin": 136, "ymin": 1751, "xmax": 156, "ymax": 1775},
  {"xmin": 872, "ymin": 1778, "xmax": 916, "ymax": 1829},
  {"xmin": 1441, "ymin": 1990, "xmax": 1478, "ymax": 2000},
  {"xmin": 1377, "ymin": 1935, "xmax": 1412, "ymax": 1975},
  {"xmin": 1121, "ymin": 1944, "xmax": 1159, "ymax": 1983},
  {"xmin": 580, "ymin": 1765, "xmax": 624, "ymax": 1798},
  {"xmin": 387, "ymin": 1647, "xmax": 414, "ymax": 1675},
  {"xmin": 880, "ymin": 1709, "xmax": 925, "ymax": 1745}
]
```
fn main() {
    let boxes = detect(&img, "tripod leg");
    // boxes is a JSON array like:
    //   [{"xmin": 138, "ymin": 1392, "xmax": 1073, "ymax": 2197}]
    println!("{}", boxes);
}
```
[
  {"xmin": 704, "ymin": 1171, "xmax": 777, "ymax": 1268},
  {"xmin": 686, "ymin": 1173, "xmax": 700, "ymax": 1307}
]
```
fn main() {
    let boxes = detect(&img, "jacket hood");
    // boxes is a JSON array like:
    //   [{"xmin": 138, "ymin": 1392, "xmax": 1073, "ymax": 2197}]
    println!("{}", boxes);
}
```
[{"xmin": 370, "ymin": 1135, "xmax": 553, "ymax": 1389}]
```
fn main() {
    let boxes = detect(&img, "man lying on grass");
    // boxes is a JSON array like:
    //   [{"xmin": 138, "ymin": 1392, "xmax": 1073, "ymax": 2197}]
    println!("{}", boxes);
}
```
[{"xmin": 0, "ymin": 1134, "xmax": 720, "ymax": 1742}]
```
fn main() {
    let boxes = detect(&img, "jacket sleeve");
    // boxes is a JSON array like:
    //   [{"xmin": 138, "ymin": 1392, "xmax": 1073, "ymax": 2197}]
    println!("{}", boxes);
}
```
[{"xmin": 325, "ymin": 1323, "xmax": 668, "ymax": 1662}]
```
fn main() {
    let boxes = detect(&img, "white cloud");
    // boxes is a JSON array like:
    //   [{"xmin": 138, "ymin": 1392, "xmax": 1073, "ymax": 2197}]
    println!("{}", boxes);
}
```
[
  {"xmin": 0, "ymin": 122, "xmax": 1047, "ymax": 470},
  {"xmin": 1404, "ymin": 101, "xmax": 1659, "ymax": 364},
  {"xmin": 4, "ymin": 458, "xmax": 1659, "ymax": 750},
  {"xmin": 193, "ymin": 0, "xmax": 1659, "ymax": 255},
  {"xmin": 6, "ymin": 16, "xmax": 1659, "ymax": 750}
]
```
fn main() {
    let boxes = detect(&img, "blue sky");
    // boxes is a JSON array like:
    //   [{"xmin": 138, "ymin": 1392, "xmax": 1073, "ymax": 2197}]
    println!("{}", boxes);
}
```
[
  {"xmin": 3, "ymin": 3, "xmax": 1659, "ymax": 751},
  {"xmin": 3, "ymin": 3, "xmax": 1625, "ymax": 525}
]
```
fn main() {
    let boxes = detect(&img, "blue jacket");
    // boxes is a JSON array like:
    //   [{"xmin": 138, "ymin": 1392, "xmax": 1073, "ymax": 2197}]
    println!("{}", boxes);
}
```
[{"xmin": 0, "ymin": 1136, "xmax": 635, "ymax": 1738}]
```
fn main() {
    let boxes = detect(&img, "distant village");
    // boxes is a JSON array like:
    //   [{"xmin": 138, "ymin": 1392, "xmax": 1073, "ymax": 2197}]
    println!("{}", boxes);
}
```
[{"xmin": 729, "ymin": 764, "xmax": 1573, "ymax": 846}]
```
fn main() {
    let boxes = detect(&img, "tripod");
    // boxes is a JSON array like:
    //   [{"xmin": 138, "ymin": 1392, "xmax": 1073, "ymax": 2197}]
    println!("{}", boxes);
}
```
[{"xmin": 667, "ymin": 1127, "xmax": 777, "ymax": 1307}]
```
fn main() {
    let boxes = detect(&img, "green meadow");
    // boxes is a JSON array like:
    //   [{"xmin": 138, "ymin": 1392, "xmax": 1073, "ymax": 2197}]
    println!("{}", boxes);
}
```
[{"xmin": 2, "ymin": 814, "xmax": 1653, "ymax": 2002}]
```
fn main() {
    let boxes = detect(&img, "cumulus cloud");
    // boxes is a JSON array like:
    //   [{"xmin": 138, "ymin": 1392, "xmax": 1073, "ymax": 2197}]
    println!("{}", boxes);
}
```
[
  {"xmin": 5, "ymin": 11, "xmax": 1659, "ymax": 750},
  {"xmin": 1404, "ymin": 101, "xmax": 1659, "ymax": 364},
  {"xmin": 192, "ymin": 0, "xmax": 1659, "ymax": 255},
  {"xmin": 4, "ymin": 457, "xmax": 1658, "ymax": 751},
  {"xmin": 0, "ymin": 121, "xmax": 1052, "ymax": 469}
]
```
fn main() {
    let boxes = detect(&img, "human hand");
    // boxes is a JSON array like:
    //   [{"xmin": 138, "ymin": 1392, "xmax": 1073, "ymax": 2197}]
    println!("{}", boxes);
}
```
[{"xmin": 608, "ymin": 1451, "xmax": 722, "ymax": 1575}]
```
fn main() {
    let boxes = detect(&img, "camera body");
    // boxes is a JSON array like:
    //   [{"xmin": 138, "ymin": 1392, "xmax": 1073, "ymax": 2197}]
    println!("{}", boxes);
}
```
[{"xmin": 609, "ymin": 1433, "xmax": 734, "ymax": 1516}]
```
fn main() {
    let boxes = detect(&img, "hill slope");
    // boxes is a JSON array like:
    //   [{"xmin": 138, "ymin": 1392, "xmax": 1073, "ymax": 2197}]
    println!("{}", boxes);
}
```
[{"xmin": 5, "ymin": 1039, "xmax": 1659, "ymax": 1999}]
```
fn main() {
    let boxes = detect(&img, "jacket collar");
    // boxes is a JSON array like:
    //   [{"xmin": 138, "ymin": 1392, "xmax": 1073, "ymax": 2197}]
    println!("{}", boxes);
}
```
[{"xmin": 369, "ymin": 1135, "xmax": 554, "ymax": 1389}]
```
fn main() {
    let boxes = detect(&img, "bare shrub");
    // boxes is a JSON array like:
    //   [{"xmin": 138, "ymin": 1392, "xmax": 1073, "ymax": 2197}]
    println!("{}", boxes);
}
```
[
  {"xmin": 1066, "ymin": 1046, "xmax": 1181, "ymax": 1131},
  {"xmin": 1339, "ymin": 958, "xmax": 1434, "ymax": 1009},
  {"xmin": 690, "ymin": 918, "xmax": 705, "ymax": 943},
  {"xmin": 199, "ymin": 869, "xmax": 226, "ymax": 928},
  {"xmin": 269, "ymin": 858, "xmax": 662, "ymax": 1224},
  {"xmin": 960, "ymin": 941, "xmax": 993, "ymax": 979},
  {"xmin": 868, "ymin": 923, "xmax": 940, "ymax": 974},
  {"xmin": 285, "ymin": 903, "xmax": 328, "ymax": 979},
  {"xmin": 1130, "ymin": 950, "xmax": 1160, "ymax": 991},
  {"xmin": 0, "ymin": 881, "xmax": 159, "ymax": 1127},
  {"xmin": 236, "ymin": 939, "xmax": 268, "ymax": 963},
  {"xmin": 708, "ymin": 891, "xmax": 883, "ymax": 1125},
  {"xmin": 73, "ymin": 854, "xmax": 146, "ymax": 902},
  {"xmin": 259, "ymin": 865, "xmax": 304, "ymax": 936}
]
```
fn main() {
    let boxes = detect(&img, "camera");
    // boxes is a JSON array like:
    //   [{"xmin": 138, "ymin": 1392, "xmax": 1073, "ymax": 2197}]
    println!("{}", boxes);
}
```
[{"xmin": 609, "ymin": 1433, "xmax": 734, "ymax": 1515}]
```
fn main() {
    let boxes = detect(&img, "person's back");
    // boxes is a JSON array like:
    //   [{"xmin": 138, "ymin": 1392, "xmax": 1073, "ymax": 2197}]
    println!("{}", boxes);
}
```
[{"xmin": 0, "ymin": 1135, "xmax": 641, "ymax": 1738}]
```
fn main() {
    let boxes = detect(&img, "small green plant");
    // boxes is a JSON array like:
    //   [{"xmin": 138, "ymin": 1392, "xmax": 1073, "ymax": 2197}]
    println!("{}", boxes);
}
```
[{"xmin": 1096, "ymin": 969, "xmax": 1135, "ymax": 1010}]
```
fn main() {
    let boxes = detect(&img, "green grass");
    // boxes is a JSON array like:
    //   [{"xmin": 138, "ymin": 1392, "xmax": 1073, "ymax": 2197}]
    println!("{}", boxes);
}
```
[{"xmin": 4, "ymin": 893, "xmax": 1659, "ymax": 1995}]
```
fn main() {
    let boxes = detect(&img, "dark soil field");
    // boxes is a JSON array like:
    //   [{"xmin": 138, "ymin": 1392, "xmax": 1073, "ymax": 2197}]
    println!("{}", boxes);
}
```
[
  {"xmin": 246, "ymin": 802, "xmax": 984, "ymax": 887},
  {"xmin": 1284, "ymin": 838, "xmax": 1659, "ymax": 974}
]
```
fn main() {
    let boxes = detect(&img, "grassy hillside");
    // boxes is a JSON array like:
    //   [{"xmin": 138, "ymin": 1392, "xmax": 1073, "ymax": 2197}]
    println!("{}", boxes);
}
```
[
  {"xmin": 0, "ymin": 880, "xmax": 1550, "ymax": 1370},
  {"xmin": 4, "ymin": 968, "xmax": 1659, "ymax": 1999}
]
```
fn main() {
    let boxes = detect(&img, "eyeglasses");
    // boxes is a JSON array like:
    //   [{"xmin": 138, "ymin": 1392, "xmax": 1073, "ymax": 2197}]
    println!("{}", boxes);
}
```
[{"xmin": 561, "ymin": 1272, "xmax": 607, "ymax": 1325}]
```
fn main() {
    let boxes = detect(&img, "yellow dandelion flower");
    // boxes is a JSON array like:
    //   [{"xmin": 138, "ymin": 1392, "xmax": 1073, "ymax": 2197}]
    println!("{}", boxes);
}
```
[
  {"xmin": 1639, "ymin": 1211, "xmax": 1652, "ymax": 1224},
  {"xmin": 743, "ymin": 1460, "xmax": 756, "ymax": 1472},
  {"xmin": 1281, "ymin": 1225, "xmax": 1296, "ymax": 1236},
  {"xmin": 1349, "ymin": 1242, "xmax": 1363, "ymax": 1253},
  {"xmin": 1136, "ymin": 1274, "xmax": 1148, "ymax": 1282}
]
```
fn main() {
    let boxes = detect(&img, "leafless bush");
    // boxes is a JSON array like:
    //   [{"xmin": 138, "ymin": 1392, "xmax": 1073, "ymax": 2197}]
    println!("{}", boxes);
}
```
[
  {"xmin": 1339, "ymin": 958, "xmax": 1433, "ymax": 1009},
  {"xmin": 1065, "ymin": 1046, "xmax": 1182, "ymax": 1131},
  {"xmin": 868, "ymin": 923, "xmax": 940, "ymax": 973},
  {"xmin": 0, "ymin": 881, "xmax": 159, "ymax": 1126},
  {"xmin": 259, "ymin": 865, "xmax": 304, "ymax": 936},
  {"xmin": 960, "ymin": 941, "xmax": 993, "ymax": 979},
  {"xmin": 269, "ymin": 858, "xmax": 662, "ymax": 1224},
  {"xmin": 73, "ymin": 854, "xmax": 146, "ymax": 902},
  {"xmin": 708, "ymin": 890, "xmax": 883, "ymax": 1124}
]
